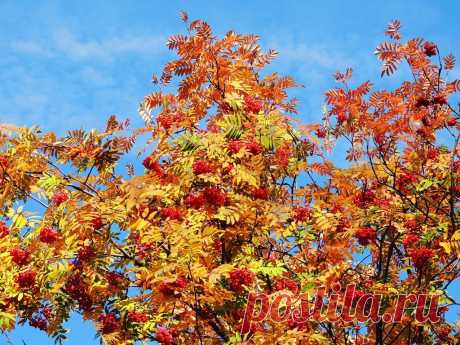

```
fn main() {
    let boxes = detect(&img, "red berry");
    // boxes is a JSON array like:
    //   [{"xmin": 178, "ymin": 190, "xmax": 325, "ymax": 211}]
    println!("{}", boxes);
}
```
[
  {"xmin": 402, "ymin": 234, "xmax": 419, "ymax": 248},
  {"xmin": 128, "ymin": 311, "xmax": 149, "ymax": 323},
  {"xmin": 427, "ymin": 148, "xmax": 439, "ymax": 160},
  {"xmin": 42, "ymin": 306, "xmax": 53, "ymax": 319},
  {"xmin": 416, "ymin": 126, "xmax": 431, "ymax": 138},
  {"xmin": 0, "ymin": 221, "xmax": 10, "ymax": 238},
  {"xmin": 158, "ymin": 281, "xmax": 175, "ymax": 296},
  {"xmin": 77, "ymin": 246, "xmax": 96, "ymax": 262},
  {"xmin": 219, "ymin": 102, "xmax": 232, "ymax": 114},
  {"xmin": 252, "ymin": 187, "xmax": 269, "ymax": 200},
  {"xmin": 399, "ymin": 172, "xmax": 418, "ymax": 185},
  {"xmin": 185, "ymin": 193, "xmax": 205, "ymax": 209},
  {"xmin": 100, "ymin": 313, "xmax": 119, "ymax": 334},
  {"xmin": 275, "ymin": 278, "xmax": 298, "ymax": 294},
  {"xmin": 229, "ymin": 268, "xmax": 255, "ymax": 293},
  {"xmin": 336, "ymin": 218, "xmax": 349, "ymax": 233},
  {"xmin": 228, "ymin": 140, "xmax": 244, "ymax": 154},
  {"xmin": 246, "ymin": 140, "xmax": 263, "ymax": 155},
  {"xmin": 192, "ymin": 160, "xmax": 214, "ymax": 175},
  {"xmin": 157, "ymin": 114, "xmax": 174, "ymax": 130},
  {"xmin": 91, "ymin": 216, "xmax": 104, "ymax": 230},
  {"xmin": 64, "ymin": 275, "xmax": 93, "ymax": 311},
  {"xmin": 159, "ymin": 207, "xmax": 182, "ymax": 220},
  {"xmin": 337, "ymin": 113, "xmax": 348, "ymax": 124},
  {"xmin": 9, "ymin": 248, "xmax": 30, "ymax": 266},
  {"xmin": 158, "ymin": 276, "xmax": 187, "ymax": 296},
  {"xmin": 0, "ymin": 155, "xmax": 8, "ymax": 168},
  {"xmin": 156, "ymin": 326, "xmax": 173, "ymax": 345},
  {"xmin": 415, "ymin": 97, "xmax": 430, "ymax": 108},
  {"xmin": 433, "ymin": 94, "xmax": 447, "ymax": 105},
  {"xmin": 106, "ymin": 272, "xmax": 125, "ymax": 287},
  {"xmin": 292, "ymin": 206, "xmax": 311, "ymax": 222},
  {"xmin": 316, "ymin": 128, "xmax": 326, "ymax": 138},
  {"xmin": 244, "ymin": 96, "xmax": 263, "ymax": 113},
  {"xmin": 174, "ymin": 276, "xmax": 187, "ymax": 289},
  {"xmin": 423, "ymin": 42, "xmax": 437, "ymax": 57},
  {"xmin": 355, "ymin": 227, "xmax": 376, "ymax": 246},
  {"xmin": 447, "ymin": 117, "xmax": 457, "ymax": 126},
  {"xmin": 203, "ymin": 187, "xmax": 227, "ymax": 206},
  {"xmin": 39, "ymin": 226, "xmax": 60, "ymax": 244},
  {"xmin": 275, "ymin": 146, "xmax": 291, "ymax": 168},
  {"xmin": 52, "ymin": 190, "xmax": 69, "ymax": 206},
  {"xmin": 29, "ymin": 316, "xmax": 48, "ymax": 331},
  {"xmin": 17, "ymin": 270, "xmax": 36, "ymax": 288},
  {"xmin": 454, "ymin": 185, "xmax": 460, "ymax": 196},
  {"xmin": 422, "ymin": 116, "xmax": 432, "ymax": 126},
  {"xmin": 213, "ymin": 239, "xmax": 222, "ymax": 252},
  {"xmin": 405, "ymin": 219, "xmax": 421, "ymax": 233},
  {"xmin": 409, "ymin": 247, "xmax": 434, "ymax": 269},
  {"xmin": 353, "ymin": 189, "xmax": 375, "ymax": 207}
]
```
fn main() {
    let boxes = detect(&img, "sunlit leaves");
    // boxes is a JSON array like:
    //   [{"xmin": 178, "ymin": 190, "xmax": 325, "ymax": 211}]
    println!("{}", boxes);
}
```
[{"xmin": 0, "ymin": 16, "xmax": 459, "ymax": 345}]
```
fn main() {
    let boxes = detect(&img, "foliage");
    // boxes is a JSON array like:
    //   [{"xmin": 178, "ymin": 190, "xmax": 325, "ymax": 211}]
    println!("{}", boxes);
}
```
[{"xmin": 0, "ymin": 15, "xmax": 459, "ymax": 344}]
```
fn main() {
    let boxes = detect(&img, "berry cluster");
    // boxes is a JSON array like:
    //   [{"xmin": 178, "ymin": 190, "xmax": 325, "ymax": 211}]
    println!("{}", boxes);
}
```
[
  {"xmin": 157, "ymin": 114, "xmax": 174, "ymax": 130},
  {"xmin": 52, "ymin": 190, "xmax": 69, "ymax": 206},
  {"xmin": 274, "ymin": 146, "xmax": 291, "ymax": 168},
  {"xmin": 99, "ymin": 313, "xmax": 119, "ymax": 334},
  {"xmin": 160, "ymin": 207, "xmax": 182, "ymax": 220},
  {"xmin": 158, "ymin": 276, "xmax": 187, "ymax": 296},
  {"xmin": 423, "ymin": 41, "xmax": 437, "ymax": 57},
  {"xmin": 228, "ymin": 140, "xmax": 263, "ymax": 155},
  {"xmin": 155, "ymin": 326, "xmax": 173, "ymax": 345},
  {"xmin": 244, "ymin": 95, "xmax": 263, "ymax": 113},
  {"xmin": 77, "ymin": 246, "xmax": 96, "ymax": 263},
  {"xmin": 106, "ymin": 271, "xmax": 125, "ymax": 287},
  {"xmin": 409, "ymin": 247, "xmax": 434, "ymax": 270},
  {"xmin": 316, "ymin": 127, "xmax": 326, "ymax": 138},
  {"xmin": 246, "ymin": 140, "xmax": 264, "ymax": 155},
  {"xmin": 0, "ymin": 221, "xmax": 10, "ymax": 238},
  {"xmin": 252, "ymin": 187, "xmax": 269, "ymax": 200},
  {"xmin": 29, "ymin": 315, "xmax": 48, "ymax": 331},
  {"xmin": 355, "ymin": 227, "xmax": 376, "ymax": 246},
  {"xmin": 127, "ymin": 311, "xmax": 149, "ymax": 323},
  {"xmin": 292, "ymin": 206, "xmax": 311, "ymax": 222},
  {"xmin": 426, "ymin": 147, "xmax": 439, "ymax": 160},
  {"xmin": 405, "ymin": 218, "xmax": 421, "ymax": 233},
  {"xmin": 39, "ymin": 226, "xmax": 60, "ymax": 244},
  {"xmin": 192, "ymin": 160, "xmax": 214, "ymax": 175},
  {"xmin": 184, "ymin": 193, "xmax": 205, "ymax": 209},
  {"xmin": 447, "ymin": 116, "xmax": 457, "ymax": 126},
  {"xmin": 10, "ymin": 247, "xmax": 30, "ymax": 266},
  {"xmin": 0, "ymin": 155, "xmax": 8, "ymax": 168},
  {"xmin": 229, "ymin": 268, "xmax": 255, "ymax": 293},
  {"xmin": 402, "ymin": 234, "xmax": 419, "ymax": 248},
  {"xmin": 202, "ymin": 187, "xmax": 227, "ymax": 206},
  {"xmin": 17, "ymin": 270, "xmax": 36, "ymax": 288},
  {"xmin": 415, "ymin": 94, "xmax": 447, "ymax": 108},
  {"xmin": 91, "ymin": 216, "xmax": 104, "ymax": 230},
  {"xmin": 65, "ymin": 274, "xmax": 93, "ymax": 311},
  {"xmin": 275, "ymin": 278, "xmax": 298, "ymax": 294},
  {"xmin": 353, "ymin": 189, "xmax": 375, "ymax": 207}
]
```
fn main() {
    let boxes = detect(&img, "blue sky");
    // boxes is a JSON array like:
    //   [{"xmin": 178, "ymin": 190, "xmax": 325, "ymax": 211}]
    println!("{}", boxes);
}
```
[{"xmin": 2, "ymin": 0, "xmax": 459, "ymax": 343}]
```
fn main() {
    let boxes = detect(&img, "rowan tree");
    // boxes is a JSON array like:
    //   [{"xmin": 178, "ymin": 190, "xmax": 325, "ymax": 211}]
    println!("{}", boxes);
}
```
[{"xmin": 0, "ymin": 15, "xmax": 459, "ymax": 345}]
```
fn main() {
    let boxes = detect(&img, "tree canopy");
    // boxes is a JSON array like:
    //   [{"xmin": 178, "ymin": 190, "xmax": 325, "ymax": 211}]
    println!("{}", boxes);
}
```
[{"xmin": 0, "ymin": 16, "xmax": 459, "ymax": 345}]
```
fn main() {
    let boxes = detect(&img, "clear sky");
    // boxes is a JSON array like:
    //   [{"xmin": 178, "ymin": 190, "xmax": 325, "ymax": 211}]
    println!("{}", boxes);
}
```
[{"xmin": 2, "ymin": 0, "xmax": 459, "ymax": 343}]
